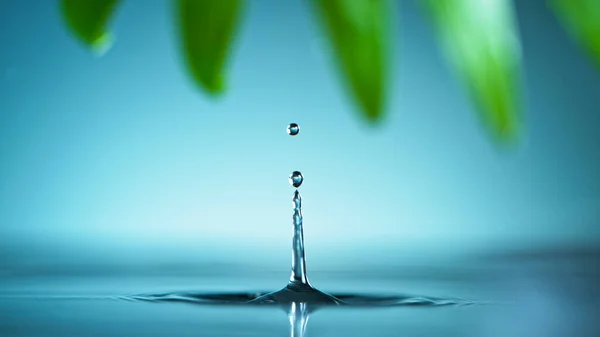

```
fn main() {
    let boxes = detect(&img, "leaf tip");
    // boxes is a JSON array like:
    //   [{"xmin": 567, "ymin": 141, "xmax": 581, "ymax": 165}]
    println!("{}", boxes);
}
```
[
  {"xmin": 90, "ymin": 32, "xmax": 114, "ymax": 56},
  {"xmin": 60, "ymin": 0, "xmax": 120, "ymax": 53}
]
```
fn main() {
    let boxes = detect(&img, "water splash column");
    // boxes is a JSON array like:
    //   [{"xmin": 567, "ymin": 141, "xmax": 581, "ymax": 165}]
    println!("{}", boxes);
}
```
[{"xmin": 290, "ymin": 190, "xmax": 309, "ymax": 286}]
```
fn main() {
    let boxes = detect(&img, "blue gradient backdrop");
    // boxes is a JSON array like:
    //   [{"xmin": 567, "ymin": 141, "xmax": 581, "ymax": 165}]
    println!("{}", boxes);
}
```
[{"xmin": 1, "ymin": 0, "xmax": 599, "ymax": 271}]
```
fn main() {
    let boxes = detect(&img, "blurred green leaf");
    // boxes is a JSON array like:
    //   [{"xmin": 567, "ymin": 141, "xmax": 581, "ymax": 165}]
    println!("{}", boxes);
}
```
[
  {"xmin": 422, "ymin": 0, "xmax": 522, "ymax": 142},
  {"xmin": 550, "ymin": 0, "xmax": 600, "ymax": 68},
  {"xmin": 311, "ymin": 0, "xmax": 390, "ymax": 123},
  {"xmin": 177, "ymin": 0, "xmax": 244, "ymax": 95},
  {"xmin": 60, "ymin": 0, "xmax": 120, "ymax": 53}
]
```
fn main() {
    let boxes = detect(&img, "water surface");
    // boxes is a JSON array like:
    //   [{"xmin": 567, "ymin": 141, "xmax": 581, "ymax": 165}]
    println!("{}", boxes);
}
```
[{"xmin": 1, "ymin": 246, "xmax": 598, "ymax": 336}]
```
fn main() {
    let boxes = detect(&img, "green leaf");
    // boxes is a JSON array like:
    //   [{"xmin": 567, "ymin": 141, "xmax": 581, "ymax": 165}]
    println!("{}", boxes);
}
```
[
  {"xmin": 60, "ymin": 0, "xmax": 120, "ymax": 53},
  {"xmin": 422, "ymin": 0, "xmax": 522, "ymax": 142},
  {"xmin": 177, "ymin": 0, "xmax": 244, "ymax": 95},
  {"xmin": 311, "ymin": 0, "xmax": 390, "ymax": 123},
  {"xmin": 550, "ymin": 0, "xmax": 600, "ymax": 68}
]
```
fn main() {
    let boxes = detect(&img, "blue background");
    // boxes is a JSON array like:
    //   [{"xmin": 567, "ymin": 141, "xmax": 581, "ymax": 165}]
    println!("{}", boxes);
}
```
[{"xmin": 1, "ymin": 0, "xmax": 599, "ymax": 273}]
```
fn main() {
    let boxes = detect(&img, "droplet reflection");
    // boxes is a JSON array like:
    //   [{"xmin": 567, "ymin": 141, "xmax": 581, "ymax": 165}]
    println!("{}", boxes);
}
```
[
  {"xmin": 287, "ymin": 123, "xmax": 300, "ymax": 136},
  {"xmin": 289, "ymin": 171, "xmax": 303, "ymax": 188}
]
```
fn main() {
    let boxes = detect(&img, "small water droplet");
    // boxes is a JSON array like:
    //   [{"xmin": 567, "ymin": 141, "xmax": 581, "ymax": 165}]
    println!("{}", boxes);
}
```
[
  {"xmin": 289, "ymin": 171, "xmax": 303, "ymax": 188},
  {"xmin": 287, "ymin": 123, "xmax": 300, "ymax": 136}
]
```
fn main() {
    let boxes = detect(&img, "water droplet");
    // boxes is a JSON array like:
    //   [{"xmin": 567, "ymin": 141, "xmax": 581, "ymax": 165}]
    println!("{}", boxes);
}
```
[
  {"xmin": 287, "ymin": 123, "xmax": 300, "ymax": 136},
  {"xmin": 289, "ymin": 171, "xmax": 303, "ymax": 188}
]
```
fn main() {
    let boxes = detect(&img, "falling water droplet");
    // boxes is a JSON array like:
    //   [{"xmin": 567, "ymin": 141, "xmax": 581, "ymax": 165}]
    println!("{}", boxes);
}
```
[
  {"xmin": 287, "ymin": 123, "xmax": 300, "ymax": 136},
  {"xmin": 289, "ymin": 171, "xmax": 303, "ymax": 188}
]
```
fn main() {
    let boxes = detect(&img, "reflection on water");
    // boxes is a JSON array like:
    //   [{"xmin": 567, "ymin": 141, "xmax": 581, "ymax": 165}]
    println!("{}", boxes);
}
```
[
  {"xmin": 0, "ymin": 246, "xmax": 599, "ymax": 336},
  {"xmin": 287, "ymin": 302, "xmax": 309, "ymax": 337}
]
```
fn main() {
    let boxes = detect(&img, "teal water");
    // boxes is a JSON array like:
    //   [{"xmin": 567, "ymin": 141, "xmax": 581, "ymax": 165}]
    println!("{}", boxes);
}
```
[{"xmin": 1, "ymin": 247, "xmax": 598, "ymax": 336}]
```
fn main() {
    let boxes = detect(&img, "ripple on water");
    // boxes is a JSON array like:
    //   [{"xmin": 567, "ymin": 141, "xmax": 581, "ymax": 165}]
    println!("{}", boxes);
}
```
[{"xmin": 122, "ymin": 289, "xmax": 474, "ymax": 308}]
